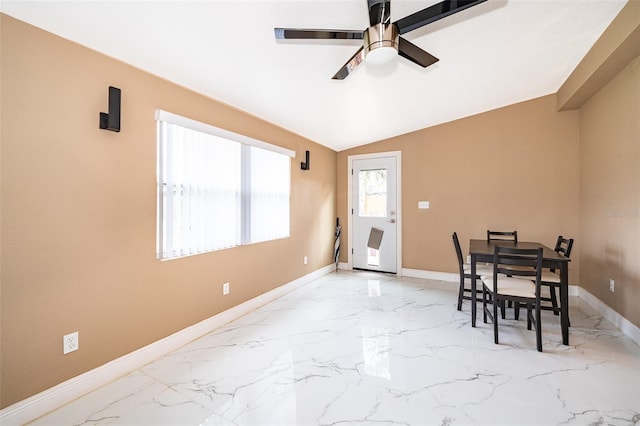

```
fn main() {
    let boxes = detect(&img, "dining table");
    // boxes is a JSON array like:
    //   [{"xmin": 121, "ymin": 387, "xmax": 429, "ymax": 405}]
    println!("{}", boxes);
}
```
[{"xmin": 468, "ymin": 239, "xmax": 571, "ymax": 345}]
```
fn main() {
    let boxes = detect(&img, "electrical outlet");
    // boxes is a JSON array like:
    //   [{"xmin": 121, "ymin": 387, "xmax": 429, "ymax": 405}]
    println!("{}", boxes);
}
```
[
  {"xmin": 303, "ymin": 256, "xmax": 308, "ymax": 265},
  {"xmin": 222, "ymin": 282, "xmax": 230, "ymax": 296},
  {"xmin": 609, "ymin": 279, "xmax": 615, "ymax": 293},
  {"xmin": 63, "ymin": 332, "xmax": 79, "ymax": 355}
]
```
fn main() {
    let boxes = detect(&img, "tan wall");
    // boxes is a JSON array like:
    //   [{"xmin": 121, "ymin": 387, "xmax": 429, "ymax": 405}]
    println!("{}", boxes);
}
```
[
  {"xmin": 578, "ymin": 55, "xmax": 640, "ymax": 327},
  {"xmin": 337, "ymin": 95, "xmax": 581, "ymax": 282},
  {"xmin": 0, "ymin": 15, "xmax": 336, "ymax": 408}
]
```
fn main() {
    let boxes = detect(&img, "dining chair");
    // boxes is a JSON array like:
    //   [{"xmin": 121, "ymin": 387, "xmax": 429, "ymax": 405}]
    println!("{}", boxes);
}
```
[
  {"xmin": 486, "ymin": 229, "xmax": 519, "ymax": 311},
  {"xmin": 487, "ymin": 230, "xmax": 518, "ymax": 243},
  {"xmin": 540, "ymin": 236, "xmax": 574, "ymax": 315},
  {"xmin": 513, "ymin": 235, "xmax": 574, "ymax": 320},
  {"xmin": 452, "ymin": 232, "xmax": 493, "ymax": 311},
  {"xmin": 481, "ymin": 246, "xmax": 544, "ymax": 352}
]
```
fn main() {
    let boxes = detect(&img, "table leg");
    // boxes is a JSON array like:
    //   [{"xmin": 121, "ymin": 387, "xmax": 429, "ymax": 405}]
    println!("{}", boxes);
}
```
[
  {"xmin": 471, "ymin": 254, "xmax": 477, "ymax": 327},
  {"xmin": 560, "ymin": 262, "xmax": 569, "ymax": 345}
]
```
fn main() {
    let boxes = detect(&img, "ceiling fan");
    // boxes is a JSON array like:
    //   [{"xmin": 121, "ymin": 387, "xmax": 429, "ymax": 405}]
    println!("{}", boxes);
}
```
[{"xmin": 275, "ymin": 0, "xmax": 487, "ymax": 80}]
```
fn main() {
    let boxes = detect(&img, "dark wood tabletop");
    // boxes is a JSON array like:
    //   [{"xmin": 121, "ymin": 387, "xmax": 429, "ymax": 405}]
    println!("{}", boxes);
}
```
[{"xmin": 469, "ymin": 239, "xmax": 571, "ymax": 263}]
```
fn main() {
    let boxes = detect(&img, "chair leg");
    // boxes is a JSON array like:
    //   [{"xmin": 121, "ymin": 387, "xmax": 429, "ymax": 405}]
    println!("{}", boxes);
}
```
[
  {"xmin": 514, "ymin": 302, "xmax": 520, "ymax": 320},
  {"xmin": 550, "ymin": 286, "xmax": 559, "ymax": 316},
  {"xmin": 500, "ymin": 300, "xmax": 506, "ymax": 319},
  {"xmin": 550, "ymin": 284, "xmax": 571, "ymax": 326},
  {"xmin": 536, "ymin": 303, "xmax": 542, "ymax": 352},
  {"xmin": 482, "ymin": 287, "xmax": 487, "ymax": 323},
  {"xmin": 493, "ymin": 297, "xmax": 499, "ymax": 344},
  {"xmin": 526, "ymin": 303, "xmax": 532, "ymax": 330},
  {"xmin": 457, "ymin": 278, "xmax": 464, "ymax": 311}
]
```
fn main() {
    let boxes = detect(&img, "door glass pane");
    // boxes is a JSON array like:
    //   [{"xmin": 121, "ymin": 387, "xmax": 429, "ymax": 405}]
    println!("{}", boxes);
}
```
[{"xmin": 358, "ymin": 169, "xmax": 387, "ymax": 217}]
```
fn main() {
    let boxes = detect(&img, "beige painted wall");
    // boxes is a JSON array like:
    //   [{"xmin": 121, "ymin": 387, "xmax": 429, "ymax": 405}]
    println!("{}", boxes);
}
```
[
  {"xmin": 0, "ymin": 15, "xmax": 336, "ymax": 408},
  {"xmin": 337, "ymin": 95, "xmax": 581, "ymax": 282},
  {"xmin": 2, "ymin": 1, "xmax": 639, "ymax": 412},
  {"xmin": 578, "ymin": 55, "xmax": 640, "ymax": 327}
]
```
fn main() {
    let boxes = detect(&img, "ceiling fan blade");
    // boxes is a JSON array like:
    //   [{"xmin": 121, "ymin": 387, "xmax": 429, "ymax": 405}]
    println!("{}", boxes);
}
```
[
  {"xmin": 275, "ymin": 28, "xmax": 363, "ymax": 40},
  {"xmin": 332, "ymin": 47, "xmax": 365, "ymax": 80},
  {"xmin": 398, "ymin": 37, "xmax": 439, "ymax": 68},
  {"xmin": 367, "ymin": 0, "xmax": 391, "ymax": 26},
  {"xmin": 395, "ymin": 0, "xmax": 487, "ymax": 35}
]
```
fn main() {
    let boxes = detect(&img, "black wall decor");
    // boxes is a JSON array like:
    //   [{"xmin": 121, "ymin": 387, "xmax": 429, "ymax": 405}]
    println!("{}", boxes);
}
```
[
  {"xmin": 301, "ymin": 150, "xmax": 310, "ymax": 170},
  {"xmin": 99, "ymin": 86, "xmax": 121, "ymax": 132}
]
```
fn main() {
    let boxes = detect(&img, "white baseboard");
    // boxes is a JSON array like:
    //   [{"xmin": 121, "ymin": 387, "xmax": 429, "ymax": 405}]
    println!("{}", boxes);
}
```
[
  {"xmin": 0, "ymin": 264, "xmax": 335, "ymax": 426},
  {"xmin": 577, "ymin": 286, "xmax": 640, "ymax": 346},
  {"xmin": 338, "ymin": 262, "xmax": 349, "ymax": 270},
  {"xmin": 401, "ymin": 268, "xmax": 581, "ymax": 297},
  {"xmin": 402, "ymin": 268, "xmax": 458, "ymax": 282}
]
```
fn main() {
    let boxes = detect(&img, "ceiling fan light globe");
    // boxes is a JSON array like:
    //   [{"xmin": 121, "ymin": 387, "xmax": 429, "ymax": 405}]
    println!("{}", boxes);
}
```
[{"xmin": 366, "ymin": 46, "xmax": 397, "ymax": 65}]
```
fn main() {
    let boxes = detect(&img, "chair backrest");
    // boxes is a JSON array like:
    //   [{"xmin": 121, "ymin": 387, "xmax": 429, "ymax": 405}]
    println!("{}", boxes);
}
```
[
  {"xmin": 487, "ymin": 230, "xmax": 518, "ymax": 243},
  {"xmin": 554, "ymin": 235, "xmax": 574, "ymax": 258},
  {"xmin": 492, "ymin": 246, "xmax": 543, "ymax": 295},
  {"xmin": 547, "ymin": 235, "xmax": 573, "ymax": 274},
  {"xmin": 452, "ymin": 232, "xmax": 465, "ymax": 274}
]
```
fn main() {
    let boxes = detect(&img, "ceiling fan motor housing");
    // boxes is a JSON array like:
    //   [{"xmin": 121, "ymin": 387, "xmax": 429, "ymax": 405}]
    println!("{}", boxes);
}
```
[{"xmin": 364, "ymin": 23, "xmax": 399, "ymax": 64}]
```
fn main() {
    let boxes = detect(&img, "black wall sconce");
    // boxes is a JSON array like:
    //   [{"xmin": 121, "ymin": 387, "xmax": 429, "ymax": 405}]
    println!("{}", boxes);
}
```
[
  {"xmin": 99, "ymin": 86, "xmax": 121, "ymax": 132},
  {"xmin": 301, "ymin": 150, "xmax": 310, "ymax": 170}
]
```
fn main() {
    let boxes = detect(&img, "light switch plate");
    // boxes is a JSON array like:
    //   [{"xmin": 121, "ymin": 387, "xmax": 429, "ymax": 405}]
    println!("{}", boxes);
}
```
[{"xmin": 418, "ymin": 201, "xmax": 430, "ymax": 209}]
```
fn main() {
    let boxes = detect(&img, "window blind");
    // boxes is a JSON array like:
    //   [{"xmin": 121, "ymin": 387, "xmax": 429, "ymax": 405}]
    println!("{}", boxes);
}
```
[{"xmin": 156, "ymin": 111, "xmax": 292, "ymax": 260}]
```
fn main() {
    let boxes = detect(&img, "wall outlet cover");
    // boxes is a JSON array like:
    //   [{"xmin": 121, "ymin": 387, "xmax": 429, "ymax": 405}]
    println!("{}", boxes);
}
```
[{"xmin": 63, "ymin": 332, "xmax": 79, "ymax": 355}]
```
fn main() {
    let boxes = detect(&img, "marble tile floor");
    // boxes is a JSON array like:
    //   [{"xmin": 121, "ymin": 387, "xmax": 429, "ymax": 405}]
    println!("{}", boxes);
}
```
[{"xmin": 29, "ymin": 271, "xmax": 640, "ymax": 426}]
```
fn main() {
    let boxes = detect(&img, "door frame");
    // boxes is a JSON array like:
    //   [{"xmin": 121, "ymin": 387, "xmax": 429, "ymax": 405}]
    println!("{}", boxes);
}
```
[{"xmin": 347, "ymin": 151, "xmax": 402, "ymax": 275}]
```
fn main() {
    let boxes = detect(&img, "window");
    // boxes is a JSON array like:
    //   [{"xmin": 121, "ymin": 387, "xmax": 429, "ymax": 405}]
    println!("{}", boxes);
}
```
[
  {"xmin": 156, "ymin": 110, "xmax": 294, "ymax": 260},
  {"xmin": 358, "ymin": 168, "xmax": 387, "ymax": 217}
]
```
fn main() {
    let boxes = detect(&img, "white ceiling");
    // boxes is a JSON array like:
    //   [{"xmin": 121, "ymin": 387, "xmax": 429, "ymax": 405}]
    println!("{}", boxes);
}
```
[{"xmin": 1, "ymin": 0, "xmax": 627, "ymax": 151}]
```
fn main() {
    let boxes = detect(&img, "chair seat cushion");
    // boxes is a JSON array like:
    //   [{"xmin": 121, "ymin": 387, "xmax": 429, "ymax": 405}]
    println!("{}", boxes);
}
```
[
  {"xmin": 541, "ymin": 270, "xmax": 561, "ymax": 283},
  {"xmin": 463, "ymin": 264, "xmax": 494, "ymax": 277},
  {"xmin": 481, "ymin": 275, "xmax": 536, "ymax": 298}
]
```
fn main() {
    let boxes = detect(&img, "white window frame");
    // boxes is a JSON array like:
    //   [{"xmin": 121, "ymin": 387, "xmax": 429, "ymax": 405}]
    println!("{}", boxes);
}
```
[{"xmin": 156, "ymin": 110, "xmax": 295, "ymax": 260}]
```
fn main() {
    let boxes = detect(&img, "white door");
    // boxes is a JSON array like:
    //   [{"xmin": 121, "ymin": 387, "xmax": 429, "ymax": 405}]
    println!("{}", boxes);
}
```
[{"xmin": 352, "ymin": 156, "xmax": 397, "ymax": 273}]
